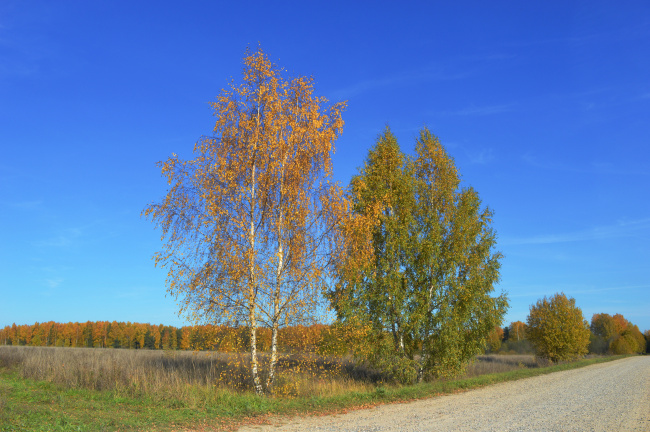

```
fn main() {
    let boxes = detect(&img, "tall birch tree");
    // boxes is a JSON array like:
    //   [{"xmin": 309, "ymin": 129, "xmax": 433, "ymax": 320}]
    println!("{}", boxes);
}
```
[
  {"xmin": 331, "ymin": 127, "xmax": 507, "ymax": 383},
  {"xmin": 410, "ymin": 128, "xmax": 507, "ymax": 379},
  {"xmin": 330, "ymin": 128, "xmax": 417, "ymax": 381},
  {"xmin": 144, "ymin": 48, "xmax": 346, "ymax": 395}
]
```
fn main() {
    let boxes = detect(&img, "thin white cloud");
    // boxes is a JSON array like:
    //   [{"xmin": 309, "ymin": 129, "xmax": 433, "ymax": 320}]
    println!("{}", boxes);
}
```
[
  {"xmin": 571, "ymin": 284, "xmax": 650, "ymax": 295},
  {"xmin": 45, "ymin": 278, "xmax": 63, "ymax": 289},
  {"xmin": 116, "ymin": 291, "xmax": 142, "ymax": 299},
  {"xmin": 502, "ymin": 218, "xmax": 650, "ymax": 246},
  {"xmin": 39, "ymin": 235, "xmax": 72, "ymax": 248},
  {"xmin": 0, "ymin": 57, "xmax": 40, "ymax": 78},
  {"xmin": 36, "ymin": 227, "xmax": 83, "ymax": 248},
  {"xmin": 330, "ymin": 75, "xmax": 403, "ymax": 100},
  {"xmin": 40, "ymin": 265, "xmax": 72, "ymax": 273},
  {"xmin": 5, "ymin": 200, "xmax": 43, "ymax": 210},
  {"xmin": 445, "ymin": 104, "xmax": 513, "ymax": 116},
  {"xmin": 329, "ymin": 67, "xmax": 469, "ymax": 101},
  {"xmin": 328, "ymin": 51, "xmax": 515, "ymax": 102},
  {"xmin": 466, "ymin": 148, "xmax": 495, "ymax": 165},
  {"xmin": 503, "ymin": 283, "xmax": 650, "ymax": 299},
  {"xmin": 0, "ymin": 6, "xmax": 61, "ymax": 80},
  {"xmin": 521, "ymin": 153, "xmax": 649, "ymax": 176},
  {"xmin": 33, "ymin": 217, "xmax": 110, "ymax": 249},
  {"xmin": 439, "ymin": 142, "xmax": 496, "ymax": 165},
  {"xmin": 115, "ymin": 286, "xmax": 156, "ymax": 299}
]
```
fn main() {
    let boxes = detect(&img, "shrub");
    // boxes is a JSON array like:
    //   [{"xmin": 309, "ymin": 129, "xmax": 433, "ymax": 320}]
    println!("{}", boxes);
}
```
[
  {"xmin": 526, "ymin": 293, "xmax": 590, "ymax": 363},
  {"xmin": 485, "ymin": 327, "xmax": 504, "ymax": 353},
  {"xmin": 609, "ymin": 334, "xmax": 637, "ymax": 354},
  {"xmin": 588, "ymin": 333, "xmax": 609, "ymax": 354},
  {"xmin": 500, "ymin": 339, "xmax": 534, "ymax": 355},
  {"xmin": 610, "ymin": 324, "xmax": 645, "ymax": 354}
]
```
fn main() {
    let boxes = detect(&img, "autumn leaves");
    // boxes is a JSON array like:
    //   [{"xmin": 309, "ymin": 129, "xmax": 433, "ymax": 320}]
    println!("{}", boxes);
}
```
[
  {"xmin": 145, "ymin": 48, "xmax": 347, "ymax": 395},
  {"xmin": 144, "ymin": 47, "xmax": 506, "ymax": 394}
]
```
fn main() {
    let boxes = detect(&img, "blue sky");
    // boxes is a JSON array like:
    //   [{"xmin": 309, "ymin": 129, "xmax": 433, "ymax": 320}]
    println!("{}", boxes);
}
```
[{"xmin": 1, "ymin": 1, "xmax": 648, "ymax": 332}]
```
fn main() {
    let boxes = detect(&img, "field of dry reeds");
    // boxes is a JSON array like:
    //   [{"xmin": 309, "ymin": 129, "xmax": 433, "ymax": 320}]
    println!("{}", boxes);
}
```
[
  {"xmin": 466, "ymin": 354, "xmax": 552, "ymax": 376},
  {"xmin": 0, "ymin": 345, "xmax": 551, "ymax": 402},
  {"xmin": 0, "ymin": 346, "xmax": 387, "ymax": 400}
]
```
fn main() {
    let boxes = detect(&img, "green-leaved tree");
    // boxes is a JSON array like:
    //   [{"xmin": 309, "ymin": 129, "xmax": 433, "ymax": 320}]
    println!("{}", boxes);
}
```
[{"xmin": 331, "ymin": 127, "xmax": 508, "ymax": 383}]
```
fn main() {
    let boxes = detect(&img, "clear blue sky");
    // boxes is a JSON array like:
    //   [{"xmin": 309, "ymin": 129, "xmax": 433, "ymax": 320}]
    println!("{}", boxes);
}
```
[{"xmin": 1, "ymin": 1, "xmax": 648, "ymax": 332}]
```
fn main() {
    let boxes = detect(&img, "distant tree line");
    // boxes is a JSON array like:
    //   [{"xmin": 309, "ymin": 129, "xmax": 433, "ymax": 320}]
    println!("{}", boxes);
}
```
[
  {"xmin": 588, "ymin": 312, "xmax": 647, "ymax": 355},
  {"xmin": 0, "ymin": 321, "xmax": 329, "ymax": 353},
  {"xmin": 485, "ymin": 299, "xmax": 648, "ymax": 358},
  {"xmin": 2, "ymin": 312, "xmax": 646, "ymax": 361}
]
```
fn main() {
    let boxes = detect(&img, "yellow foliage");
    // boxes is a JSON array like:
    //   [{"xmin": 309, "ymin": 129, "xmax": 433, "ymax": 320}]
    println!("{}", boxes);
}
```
[
  {"xmin": 143, "ymin": 47, "xmax": 346, "ymax": 395},
  {"xmin": 526, "ymin": 293, "xmax": 590, "ymax": 362}
]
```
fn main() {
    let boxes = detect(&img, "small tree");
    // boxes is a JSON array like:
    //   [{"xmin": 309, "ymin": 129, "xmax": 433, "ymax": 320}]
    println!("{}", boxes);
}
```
[
  {"xmin": 589, "ymin": 313, "xmax": 645, "ymax": 354},
  {"xmin": 590, "ymin": 313, "xmax": 617, "ymax": 341},
  {"xmin": 610, "ymin": 323, "xmax": 645, "ymax": 354},
  {"xmin": 611, "ymin": 313, "xmax": 628, "ymax": 335},
  {"xmin": 144, "ymin": 47, "xmax": 346, "ymax": 395},
  {"xmin": 486, "ymin": 326, "xmax": 504, "ymax": 353},
  {"xmin": 526, "ymin": 293, "xmax": 590, "ymax": 362},
  {"xmin": 589, "ymin": 313, "xmax": 617, "ymax": 353},
  {"xmin": 588, "ymin": 332, "xmax": 609, "ymax": 354},
  {"xmin": 507, "ymin": 321, "xmax": 527, "ymax": 342}
]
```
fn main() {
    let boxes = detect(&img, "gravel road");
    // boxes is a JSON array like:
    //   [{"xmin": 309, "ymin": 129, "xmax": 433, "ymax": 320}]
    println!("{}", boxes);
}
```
[{"xmin": 237, "ymin": 356, "xmax": 650, "ymax": 432}]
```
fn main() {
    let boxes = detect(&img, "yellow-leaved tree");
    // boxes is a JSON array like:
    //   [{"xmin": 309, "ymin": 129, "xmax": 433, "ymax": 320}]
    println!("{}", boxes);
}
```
[
  {"xmin": 526, "ymin": 292, "xmax": 590, "ymax": 362},
  {"xmin": 143, "ymin": 47, "xmax": 346, "ymax": 395},
  {"xmin": 508, "ymin": 321, "xmax": 526, "ymax": 342}
]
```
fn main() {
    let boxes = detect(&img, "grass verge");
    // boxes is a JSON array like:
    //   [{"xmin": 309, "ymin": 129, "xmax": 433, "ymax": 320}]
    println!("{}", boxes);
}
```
[{"xmin": 0, "ymin": 355, "xmax": 626, "ymax": 431}]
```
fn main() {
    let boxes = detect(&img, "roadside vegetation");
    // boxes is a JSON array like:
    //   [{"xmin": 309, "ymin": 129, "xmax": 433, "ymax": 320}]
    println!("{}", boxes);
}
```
[
  {"xmin": 489, "ymin": 309, "xmax": 647, "ymax": 358},
  {"xmin": 0, "ymin": 346, "xmax": 625, "ymax": 431}
]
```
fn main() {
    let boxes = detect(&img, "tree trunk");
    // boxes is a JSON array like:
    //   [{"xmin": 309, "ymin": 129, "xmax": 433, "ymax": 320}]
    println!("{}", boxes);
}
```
[
  {"xmin": 418, "ymin": 282, "xmax": 438, "ymax": 382},
  {"xmin": 266, "ymin": 242, "xmax": 282, "ymax": 391},
  {"xmin": 266, "ymin": 150, "xmax": 287, "ymax": 393},
  {"xmin": 388, "ymin": 291, "xmax": 405, "ymax": 354},
  {"xmin": 417, "ymin": 353, "xmax": 427, "ymax": 383},
  {"xmin": 266, "ymin": 319, "xmax": 279, "ymax": 391},
  {"xmin": 249, "ymin": 315, "xmax": 263, "ymax": 395},
  {"xmin": 248, "ymin": 148, "xmax": 264, "ymax": 396}
]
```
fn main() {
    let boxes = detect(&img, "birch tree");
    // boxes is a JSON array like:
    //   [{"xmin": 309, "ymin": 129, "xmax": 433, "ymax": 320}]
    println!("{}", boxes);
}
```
[
  {"xmin": 508, "ymin": 321, "xmax": 527, "ymax": 342},
  {"xmin": 331, "ymin": 127, "xmax": 507, "ymax": 382},
  {"xmin": 143, "ymin": 47, "xmax": 346, "ymax": 395},
  {"xmin": 330, "ymin": 128, "xmax": 418, "ymax": 381}
]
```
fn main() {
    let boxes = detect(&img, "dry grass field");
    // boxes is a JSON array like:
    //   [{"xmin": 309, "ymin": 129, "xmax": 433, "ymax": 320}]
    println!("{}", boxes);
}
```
[
  {"xmin": 467, "ymin": 354, "xmax": 552, "ymax": 376},
  {"xmin": 0, "ymin": 345, "xmax": 550, "ymax": 399},
  {"xmin": 0, "ymin": 346, "xmax": 380, "ymax": 400}
]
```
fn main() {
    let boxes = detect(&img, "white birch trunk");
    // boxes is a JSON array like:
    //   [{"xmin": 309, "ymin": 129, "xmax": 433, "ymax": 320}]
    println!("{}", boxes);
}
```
[
  {"xmin": 266, "ymin": 248, "xmax": 281, "ymax": 390},
  {"xmin": 248, "ymin": 145, "xmax": 263, "ymax": 395},
  {"xmin": 266, "ymin": 153, "xmax": 286, "ymax": 392},
  {"xmin": 418, "ymin": 283, "xmax": 437, "ymax": 382}
]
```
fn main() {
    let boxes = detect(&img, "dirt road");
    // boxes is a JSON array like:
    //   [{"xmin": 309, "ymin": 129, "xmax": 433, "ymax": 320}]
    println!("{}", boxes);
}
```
[{"xmin": 237, "ymin": 356, "xmax": 650, "ymax": 432}]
